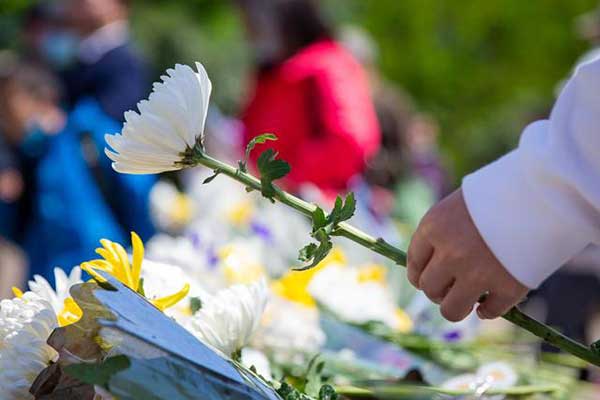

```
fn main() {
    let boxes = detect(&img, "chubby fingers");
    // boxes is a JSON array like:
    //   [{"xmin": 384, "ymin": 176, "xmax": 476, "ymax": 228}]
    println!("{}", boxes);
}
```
[
  {"xmin": 407, "ymin": 224, "xmax": 434, "ymax": 289},
  {"xmin": 417, "ymin": 255, "xmax": 454, "ymax": 304}
]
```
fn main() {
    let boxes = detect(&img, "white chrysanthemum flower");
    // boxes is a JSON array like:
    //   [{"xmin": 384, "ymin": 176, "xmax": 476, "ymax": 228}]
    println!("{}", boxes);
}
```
[
  {"xmin": 241, "ymin": 348, "xmax": 272, "ymax": 381},
  {"xmin": 308, "ymin": 265, "xmax": 410, "ymax": 331},
  {"xmin": 141, "ymin": 259, "xmax": 208, "ymax": 323},
  {"xmin": 251, "ymin": 296, "xmax": 325, "ymax": 365},
  {"xmin": 150, "ymin": 181, "xmax": 196, "ymax": 232},
  {"xmin": 441, "ymin": 362, "xmax": 518, "ymax": 396},
  {"xmin": 105, "ymin": 62, "xmax": 212, "ymax": 174},
  {"xmin": 184, "ymin": 279, "xmax": 268, "ymax": 358},
  {"xmin": 28, "ymin": 267, "xmax": 82, "ymax": 315},
  {"xmin": 477, "ymin": 362, "xmax": 518, "ymax": 389},
  {"xmin": 0, "ymin": 292, "xmax": 59, "ymax": 399}
]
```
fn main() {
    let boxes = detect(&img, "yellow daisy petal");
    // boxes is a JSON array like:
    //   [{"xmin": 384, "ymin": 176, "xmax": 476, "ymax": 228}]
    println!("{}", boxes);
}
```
[
  {"xmin": 12, "ymin": 287, "xmax": 24, "ymax": 298},
  {"xmin": 130, "ymin": 232, "xmax": 144, "ymax": 291},
  {"xmin": 58, "ymin": 297, "xmax": 83, "ymax": 327},
  {"xmin": 151, "ymin": 283, "xmax": 190, "ymax": 312},
  {"xmin": 111, "ymin": 241, "xmax": 134, "ymax": 289},
  {"xmin": 81, "ymin": 262, "xmax": 108, "ymax": 284}
]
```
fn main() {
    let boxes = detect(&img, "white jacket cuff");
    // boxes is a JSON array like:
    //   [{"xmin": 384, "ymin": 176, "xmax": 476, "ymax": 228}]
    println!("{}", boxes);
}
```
[{"xmin": 462, "ymin": 149, "xmax": 590, "ymax": 289}]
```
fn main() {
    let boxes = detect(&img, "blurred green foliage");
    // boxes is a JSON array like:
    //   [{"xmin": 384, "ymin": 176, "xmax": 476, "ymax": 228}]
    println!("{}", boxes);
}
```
[{"xmin": 1, "ymin": 0, "xmax": 598, "ymax": 179}]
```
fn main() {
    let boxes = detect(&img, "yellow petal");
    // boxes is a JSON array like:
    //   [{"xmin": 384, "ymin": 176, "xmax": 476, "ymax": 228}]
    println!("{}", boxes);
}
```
[
  {"xmin": 151, "ymin": 283, "xmax": 190, "ymax": 312},
  {"xmin": 58, "ymin": 297, "xmax": 83, "ymax": 327},
  {"xmin": 99, "ymin": 239, "xmax": 120, "ymax": 265},
  {"xmin": 81, "ymin": 262, "xmax": 108, "ymax": 284},
  {"xmin": 12, "ymin": 287, "xmax": 24, "ymax": 298},
  {"xmin": 111, "ymin": 241, "xmax": 134, "ymax": 289},
  {"xmin": 130, "ymin": 232, "xmax": 144, "ymax": 291}
]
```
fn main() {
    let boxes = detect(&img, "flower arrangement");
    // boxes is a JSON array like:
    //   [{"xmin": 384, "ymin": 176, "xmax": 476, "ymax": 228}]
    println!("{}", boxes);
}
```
[{"xmin": 1, "ymin": 62, "xmax": 597, "ymax": 399}]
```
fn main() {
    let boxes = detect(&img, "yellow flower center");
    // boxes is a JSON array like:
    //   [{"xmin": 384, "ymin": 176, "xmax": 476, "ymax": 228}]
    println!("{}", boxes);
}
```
[
  {"xmin": 394, "ymin": 308, "xmax": 413, "ymax": 333},
  {"xmin": 357, "ymin": 264, "xmax": 387, "ymax": 283},
  {"xmin": 169, "ymin": 193, "xmax": 194, "ymax": 227},
  {"xmin": 226, "ymin": 199, "xmax": 254, "ymax": 226}
]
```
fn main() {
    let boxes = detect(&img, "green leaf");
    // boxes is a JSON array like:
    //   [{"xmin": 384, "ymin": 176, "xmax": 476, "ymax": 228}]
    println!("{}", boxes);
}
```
[
  {"xmin": 257, "ymin": 149, "xmax": 291, "ymax": 201},
  {"xmin": 295, "ymin": 229, "xmax": 332, "ymax": 271},
  {"xmin": 64, "ymin": 355, "xmax": 131, "ymax": 387},
  {"xmin": 190, "ymin": 296, "xmax": 203, "ymax": 314},
  {"xmin": 328, "ymin": 193, "xmax": 356, "ymax": 226},
  {"xmin": 240, "ymin": 133, "xmax": 278, "ymax": 172},
  {"xmin": 312, "ymin": 207, "xmax": 328, "ymax": 232},
  {"xmin": 203, "ymin": 169, "xmax": 222, "ymax": 184},
  {"xmin": 318, "ymin": 385, "xmax": 339, "ymax": 400}
]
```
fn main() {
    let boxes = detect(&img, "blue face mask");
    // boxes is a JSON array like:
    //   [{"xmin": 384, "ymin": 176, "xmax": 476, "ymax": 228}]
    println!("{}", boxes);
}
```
[{"xmin": 40, "ymin": 30, "xmax": 80, "ymax": 70}]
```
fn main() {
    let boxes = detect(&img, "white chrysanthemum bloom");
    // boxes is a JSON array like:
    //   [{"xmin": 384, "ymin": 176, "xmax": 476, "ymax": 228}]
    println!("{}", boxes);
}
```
[
  {"xmin": 28, "ymin": 267, "xmax": 82, "ymax": 315},
  {"xmin": 251, "ymin": 296, "xmax": 325, "ymax": 365},
  {"xmin": 150, "ymin": 181, "xmax": 196, "ymax": 232},
  {"xmin": 308, "ymin": 265, "xmax": 410, "ymax": 331},
  {"xmin": 0, "ymin": 292, "xmax": 59, "ymax": 399},
  {"xmin": 241, "ymin": 348, "xmax": 272, "ymax": 381},
  {"xmin": 105, "ymin": 62, "xmax": 212, "ymax": 174},
  {"xmin": 476, "ymin": 362, "xmax": 518, "ymax": 389},
  {"xmin": 184, "ymin": 279, "xmax": 268, "ymax": 358},
  {"xmin": 442, "ymin": 362, "xmax": 518, "ymax": 396},
  {"xmin": 141, "ymin": 259, "xmax": 208, "ymax": 323}
]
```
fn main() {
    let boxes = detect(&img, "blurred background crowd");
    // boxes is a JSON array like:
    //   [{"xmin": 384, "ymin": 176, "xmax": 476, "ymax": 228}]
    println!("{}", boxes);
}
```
[{"xmin": 1, "ymin": 0, "xmax": 600, "ymax": 364}]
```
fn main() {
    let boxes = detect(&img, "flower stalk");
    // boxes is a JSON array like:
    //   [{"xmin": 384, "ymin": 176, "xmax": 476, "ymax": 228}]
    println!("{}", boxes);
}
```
[{"xmin": 190, "ymin": 147, "xmax": 600, "ymax": 368}]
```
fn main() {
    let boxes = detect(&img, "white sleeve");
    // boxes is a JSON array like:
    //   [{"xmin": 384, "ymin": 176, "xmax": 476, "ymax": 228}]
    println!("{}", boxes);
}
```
[{"xmin": 462, "ymin": 57, "xmax": 600, "ymax": 289}]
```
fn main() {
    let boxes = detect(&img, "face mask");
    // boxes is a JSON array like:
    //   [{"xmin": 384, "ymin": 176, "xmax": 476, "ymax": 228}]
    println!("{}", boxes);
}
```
[{"xmin": 40, "ymin": 30, "xmax": 80, "ymax": 70}]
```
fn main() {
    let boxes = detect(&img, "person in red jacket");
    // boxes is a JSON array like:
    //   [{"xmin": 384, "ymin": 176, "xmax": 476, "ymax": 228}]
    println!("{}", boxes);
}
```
[{"xmin": 237, "ymin": 0, "xmax": 381, "ymax": 200}]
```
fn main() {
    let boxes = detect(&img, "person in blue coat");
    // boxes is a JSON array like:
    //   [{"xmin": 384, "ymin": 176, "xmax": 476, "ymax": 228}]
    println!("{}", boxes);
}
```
[{"xmin": 1, "ymin": 62, "xmax": 155, "ymax": 285}]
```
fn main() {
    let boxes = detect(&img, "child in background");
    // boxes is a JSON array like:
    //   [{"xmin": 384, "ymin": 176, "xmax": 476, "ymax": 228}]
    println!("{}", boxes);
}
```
[{"xmin": 0, "ymin": 60, "xmax": 155, "ymax": 286}]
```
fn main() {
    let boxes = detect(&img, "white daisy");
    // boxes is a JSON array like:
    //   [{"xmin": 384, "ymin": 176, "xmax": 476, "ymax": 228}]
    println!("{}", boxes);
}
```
[
  {"xmin": 27, "ymin": 267, "xmax": 82, "ymax": 315},
  {"xmin": 105, "ymin": 62, "xmax": 212, "ymax": 174},
  {"xmin": 0, "ymin": 292, "xmax": 59, "ymax": 399},
  {"xmin": 184, "ymin": 279, "xmax": 268, "ymax": 358}
]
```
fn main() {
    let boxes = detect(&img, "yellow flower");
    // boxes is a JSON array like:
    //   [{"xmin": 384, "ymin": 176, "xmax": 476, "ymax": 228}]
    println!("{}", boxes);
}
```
[
  {"xmin": 226, "ymin": 199, "xmax": 254, "ymax": 226},
  {"xmin": 12, "ymin": 286, "xmax": 82, "ymax": 327},
  {"xmin": 357, "ymin": 264, "xmax": 387, "ymax": 283},
  {"xmin": 394, "ymin": 308, "xmax": 413, "ymax": 333},
  {"xmin": 57, "ymin": 298, "xmax": 83, "ymax": 327},
  {"xmin": 170, "ymin": 192, "xmax": 194, "ymax": 227},
  {"xmin": 272, "ymin": 248, "xmax": 346, "ymax": 307},
  {"xmin": 219, "ymin": 243, "xmax": 265, "ymax": 285},
  {"xmin": 81, "ymin": 232, "xmax": 189, "ymax": 312}
]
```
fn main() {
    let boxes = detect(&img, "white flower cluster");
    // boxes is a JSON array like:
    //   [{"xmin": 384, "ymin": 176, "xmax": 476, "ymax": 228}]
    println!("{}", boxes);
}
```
[{"xmin": 0, "ymin": 293, "xmax": 58, "ymax": 399}]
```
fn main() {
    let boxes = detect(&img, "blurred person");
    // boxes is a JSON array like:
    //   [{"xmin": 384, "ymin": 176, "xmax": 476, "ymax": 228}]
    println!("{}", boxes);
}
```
[
  {"xmin": 51, "ymin": 0, "xmax": 149, "ymax": 122},
  {"xmin": 237, "ymin": 0, "xmax": 381, "ymax": 201},
  {"xmin": 575, "ymin": 3, "xmax": 600, "ymax": 65},
  {"xmin": 0, "ymin": 61, "xmax": 155, "ymax": 285},
  {"xmin": 341, "ymin": 27, "xmax": 449, "ymax": 227}
]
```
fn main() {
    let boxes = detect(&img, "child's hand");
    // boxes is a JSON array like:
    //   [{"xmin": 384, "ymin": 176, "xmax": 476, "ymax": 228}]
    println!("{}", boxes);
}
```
[{"xmin": 407, "ymin": 189, "xmax": 528, "ymax": 321}]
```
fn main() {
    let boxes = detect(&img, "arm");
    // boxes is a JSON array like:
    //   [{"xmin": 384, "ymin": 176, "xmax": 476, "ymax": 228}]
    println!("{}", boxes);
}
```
[
  {"xmin": 407, "ymin": 58, "xmax": 600, "ymax": 321},
  {"xmin": 463, "ymin": 58, "xmax": 600, "ymax": 289}
]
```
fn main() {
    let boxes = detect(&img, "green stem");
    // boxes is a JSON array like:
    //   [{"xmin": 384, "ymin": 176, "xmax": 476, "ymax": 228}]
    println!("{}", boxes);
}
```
[
  {"xmin": 192, "ymin": 151, "xmax": 600, "ymax": 368},
  {"xmin": 335, "ymin": 383, "xmax": 560, "ymax": 398}
]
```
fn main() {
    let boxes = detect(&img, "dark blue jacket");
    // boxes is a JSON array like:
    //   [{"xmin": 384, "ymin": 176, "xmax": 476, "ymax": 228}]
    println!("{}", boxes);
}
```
[
  {"xmin": 62, "ymin": 43, "xmax": 149, "ymax": 122},
  {"xmin": 24, "ymin": 99, "xmax": 155, "ymax": 283}
]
